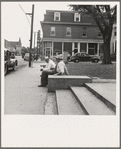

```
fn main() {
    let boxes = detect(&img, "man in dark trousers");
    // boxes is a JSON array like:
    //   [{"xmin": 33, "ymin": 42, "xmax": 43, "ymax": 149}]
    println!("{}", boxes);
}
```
[{"xmin": 38, "ymin": 56, "xmax": 56, "ymax": 87}]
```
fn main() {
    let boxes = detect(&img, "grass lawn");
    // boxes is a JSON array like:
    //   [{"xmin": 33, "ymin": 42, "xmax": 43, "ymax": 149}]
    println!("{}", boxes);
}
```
[{"xmin": 66, "ymin": 62, "xmax": 116, "ymax": 79}]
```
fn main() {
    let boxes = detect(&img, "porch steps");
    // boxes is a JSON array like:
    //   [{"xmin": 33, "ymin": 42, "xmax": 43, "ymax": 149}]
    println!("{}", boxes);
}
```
[
  {"xmin": 70, "ymin": 86, "xmax": 115, "ymax": 115},
  {"xmin": 56, "ymin": 90, "xmax": 85, "ymax": 115},
  {"xmin": 84, "ymin": 83, "xmax": 116, "ymax": 112},
  {"xmin": 44, "ymin": 83, "xmax": 116, "ymax": 115}
]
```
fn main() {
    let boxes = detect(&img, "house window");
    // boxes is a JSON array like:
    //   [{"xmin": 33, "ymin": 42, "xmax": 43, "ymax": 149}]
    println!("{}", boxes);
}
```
[
  {"xmin": 50, "ymin": 27, "xmax": 55, "ymax": 36},
  {"xmin": 66, "ymin": 27, "xmax": 71, "ymax": 36},
  {"xmin": 54, "ymin": 12, "xmax": 60, "ymax": 21},
  {"xmin": 82, "ymin": 27, "xmax": 87, "ymax": 37},
  {"xmin": 74, "ymin": 13, "xmax": 80, "ymax": 22}
]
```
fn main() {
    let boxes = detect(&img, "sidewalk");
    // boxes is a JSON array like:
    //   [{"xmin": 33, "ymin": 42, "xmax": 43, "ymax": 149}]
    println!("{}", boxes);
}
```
[{"xmin": 5, "ymin": 61, "xmax": 47, "ymax": 114}]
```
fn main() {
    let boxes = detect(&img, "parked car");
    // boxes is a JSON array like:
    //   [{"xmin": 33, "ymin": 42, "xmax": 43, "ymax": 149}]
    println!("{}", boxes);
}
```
[
  {"xmin": 68, "ymin": 52, "xmax": 100, "ymax": 63},
  {"xmin": 10, "ymin": 53, "xmax": 18, "ymax": 66},
  {"xmin": 4, "ymin": 48, "xmax": 16, "ymax": 75},
  {"xmin": 24, "ymin": 53, "xmax": 29, "ymax": 61}
]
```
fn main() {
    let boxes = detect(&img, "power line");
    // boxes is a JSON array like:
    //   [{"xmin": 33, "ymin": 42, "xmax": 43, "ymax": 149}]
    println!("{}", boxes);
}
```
[{"xmin": 19, "ymin": 4, "xmax": 30, "ymax": 26}]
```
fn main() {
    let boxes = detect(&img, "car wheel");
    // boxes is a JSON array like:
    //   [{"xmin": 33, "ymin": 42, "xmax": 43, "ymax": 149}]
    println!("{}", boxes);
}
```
[
  {"xmin": 74, "ymin": 59, "xmax": 79, "ymax": 63},
  {"xmin": 95, "ymin": 59, "xmax": 98, "ymax": 63},
  {"xmin": 16, "ymin": 61, "xmax": 18, "ymax": 66},
  {"xmin": 12, "ymin": 64, "xmax": 15, "ymax": 71},
  {"xmin": 4, "ymin": 65, "xmax": 8, "ymax": 75}
]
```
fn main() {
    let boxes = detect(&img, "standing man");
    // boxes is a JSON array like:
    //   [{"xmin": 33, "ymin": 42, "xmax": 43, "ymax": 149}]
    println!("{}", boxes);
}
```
[{"xmin": 38, "ymin": 56, "xmax": 56, "ymax": 87}]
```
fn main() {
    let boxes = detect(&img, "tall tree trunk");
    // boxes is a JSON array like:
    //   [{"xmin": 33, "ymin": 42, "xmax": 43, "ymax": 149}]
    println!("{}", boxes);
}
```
[{"xmin": 102, "ymin": 31, "xmax": 112, "ymax": 64}]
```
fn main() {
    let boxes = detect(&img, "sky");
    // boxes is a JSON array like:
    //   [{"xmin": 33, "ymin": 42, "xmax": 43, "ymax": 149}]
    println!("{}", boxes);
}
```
[
  {"xmin": 1, "ymin": 1, "xmax": 117, "ymax": 48},
  {"xmin": 2, "ymin": 2, "xmax": 72, "ymax": 48}
]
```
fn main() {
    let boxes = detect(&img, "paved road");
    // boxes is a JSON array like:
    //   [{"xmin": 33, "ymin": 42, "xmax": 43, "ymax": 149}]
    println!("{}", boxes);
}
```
[
  {"xmin": 16, "ymin": 56, "xmax": 28, "ymax": 67},
  {"xmin": 4, "ymin": 60, "xmax": 47, "ymax": 114}
]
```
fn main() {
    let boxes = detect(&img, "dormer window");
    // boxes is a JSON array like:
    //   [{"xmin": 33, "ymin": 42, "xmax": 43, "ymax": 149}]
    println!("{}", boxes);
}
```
[
  {"xmin": 54, "ymin": 12, "xmax": 60, "ymax": 21},
  {"xmin": 74, "ymin": 13, "xmax": 80, "ymax": 22}
]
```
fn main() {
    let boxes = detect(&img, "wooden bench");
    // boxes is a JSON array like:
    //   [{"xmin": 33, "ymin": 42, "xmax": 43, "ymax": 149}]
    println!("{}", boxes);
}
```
[{"xmin": 47, "ymin": 75, "xmax": 92, "ymax": 91}]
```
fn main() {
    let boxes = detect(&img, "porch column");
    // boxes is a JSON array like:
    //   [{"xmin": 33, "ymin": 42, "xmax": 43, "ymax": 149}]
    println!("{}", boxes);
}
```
[
  {"xmin": 97, "ymin": 43, "xmax": 99, "ymax": 56},
  {"xmin": 62, "ymin": 42, "xmax": 64, "ymax": 55},
  {"xmin": 52, "ymin": 41, "xmax": 53, "ymax": 57},
  {"xmin": 87, "ymin": 43, "xmax": 88, "ymax": 54},
  {"xmin": 72, "ymin": 42, "xmax": 74, "ymax": 55},
  {"xmin": 78, "ymin": 42, "xmax": 80, "ymax": 53}
]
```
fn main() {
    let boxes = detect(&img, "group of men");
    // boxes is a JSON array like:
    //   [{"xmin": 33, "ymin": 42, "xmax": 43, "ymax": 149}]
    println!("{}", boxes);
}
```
[{"xmin": 38, "ymin": 54, "xmax": 69, "ymax": 87}]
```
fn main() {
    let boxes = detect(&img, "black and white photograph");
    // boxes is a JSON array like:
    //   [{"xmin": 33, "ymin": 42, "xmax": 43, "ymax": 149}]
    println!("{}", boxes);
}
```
[{"xmin": 1, "ymin": 1, "xmax": 120, "ymax": 147}]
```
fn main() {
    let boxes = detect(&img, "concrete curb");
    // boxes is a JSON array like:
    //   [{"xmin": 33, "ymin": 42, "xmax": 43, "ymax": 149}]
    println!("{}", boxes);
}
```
[{"xmin": 92, "ymin": 78, "xmax": 116, "ymax": 83}]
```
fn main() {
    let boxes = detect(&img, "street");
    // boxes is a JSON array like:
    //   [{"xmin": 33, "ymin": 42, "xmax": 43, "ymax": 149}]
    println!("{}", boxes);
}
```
[{"xmin": 4, "ymin": 57, "xmax": 48, "ymax": 114}]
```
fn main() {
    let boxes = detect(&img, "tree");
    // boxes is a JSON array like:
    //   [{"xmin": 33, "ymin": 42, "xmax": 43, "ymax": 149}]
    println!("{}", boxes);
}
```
[{"xmin": 70, "ymin": 5, "xmax": 116, "ymax": 64}]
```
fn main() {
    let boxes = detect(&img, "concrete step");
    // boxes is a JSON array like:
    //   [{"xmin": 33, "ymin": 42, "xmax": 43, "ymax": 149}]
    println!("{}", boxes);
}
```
[
  {"xmin": 85, "ymin": 83, "xmax": 116, "ymax": 112},
  {"xmin": 47, "ymin": 75, "xmax": 92, "ymax": 91},
  {"xmin": 70, "ymin": 86, "xmax": 115, "ymax": 115},
  {"xmin": 56, "ymin": 90, "xmax": 85, "ymax": 115},
  {"xmin": 44, "ymin": 92, "xmax": 58, "ymax": 115}
]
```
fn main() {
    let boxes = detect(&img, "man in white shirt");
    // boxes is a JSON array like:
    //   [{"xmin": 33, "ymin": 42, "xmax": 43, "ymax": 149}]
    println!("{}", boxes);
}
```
[{"xmin": 38, "ymin": 56, "xmax": 56, "ymax": 87}]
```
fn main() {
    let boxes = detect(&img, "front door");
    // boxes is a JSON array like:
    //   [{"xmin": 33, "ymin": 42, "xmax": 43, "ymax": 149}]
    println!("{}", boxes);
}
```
[{"xmin": 45, "ymin": 48, "xmax": 51, "ymax": 57}]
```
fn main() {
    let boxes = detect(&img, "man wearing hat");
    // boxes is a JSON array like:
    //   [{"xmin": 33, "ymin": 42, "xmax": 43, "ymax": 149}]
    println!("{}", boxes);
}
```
[
  {"xmin": 43, "ymin": 56, "xmax": 55, "ymax": 71},
  {"xmin": 38, "ymin": 56, "xmax": 56, "ymax": 87},
  {"xmin": 54, "ymin": 54, "xmax": 69, "ymax": 76}
]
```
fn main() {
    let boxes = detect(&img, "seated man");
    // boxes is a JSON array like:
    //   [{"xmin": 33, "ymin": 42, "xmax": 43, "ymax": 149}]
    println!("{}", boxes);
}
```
[
  {"xmin": 38, "ymin": 55, "xmax": 69, "ymax": 87},
  {"xmin": 54, "ymin": 54, "xmax": 69, "ymax": 76},
  {"xmin": 38, "ymin": 56, "xmax": 56, "ymax": 87}
]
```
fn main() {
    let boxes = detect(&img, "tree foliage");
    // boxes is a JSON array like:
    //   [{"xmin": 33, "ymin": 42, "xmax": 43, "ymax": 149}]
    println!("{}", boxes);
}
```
[{"xmin": 70, "ymin": 5, "xmax": 117, "ymax": 64}]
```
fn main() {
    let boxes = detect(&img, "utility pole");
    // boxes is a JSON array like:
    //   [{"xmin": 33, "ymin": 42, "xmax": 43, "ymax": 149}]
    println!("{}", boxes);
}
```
[{"xmin": 26, "ymin": 4, "xmax": 34, "ymax": 67}]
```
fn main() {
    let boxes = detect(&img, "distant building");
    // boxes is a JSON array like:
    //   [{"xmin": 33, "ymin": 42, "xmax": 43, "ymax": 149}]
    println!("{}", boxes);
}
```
[
  {"xmin": 4, "ymin": 38, "xmax": 22, "ymax": 55},
  {"xmin": 40, "ymin": 10, "xmax": 104, "ymax": 58}
]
